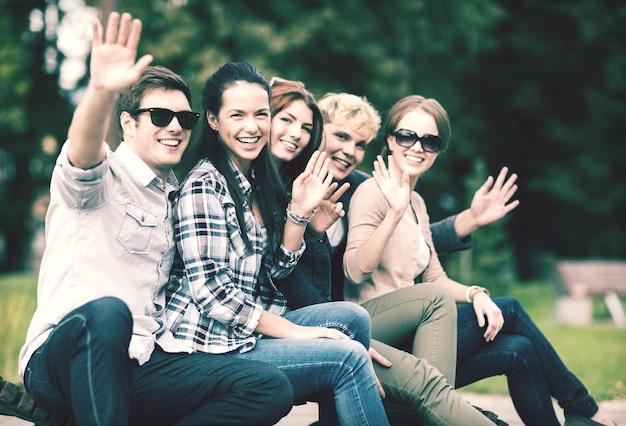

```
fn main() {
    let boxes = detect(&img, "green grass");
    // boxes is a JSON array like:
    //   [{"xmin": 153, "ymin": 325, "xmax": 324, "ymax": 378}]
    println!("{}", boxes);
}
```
[
  {"xmin": 0, "ymin": 272, "xmax": 38, "ymax": 384},
  {"xmin": 1, "ymin": 274, "xmax": 625, "ymax": 402}
]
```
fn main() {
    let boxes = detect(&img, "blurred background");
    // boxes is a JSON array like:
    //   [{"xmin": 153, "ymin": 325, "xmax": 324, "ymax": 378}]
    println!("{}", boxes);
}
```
[
  {"xmin": 1, "ymin": 0, "xmax": 625, "ymax": 401},
  {"xmin": 0, "ymin": 0, "xmax": 624, "ymax": 282}
]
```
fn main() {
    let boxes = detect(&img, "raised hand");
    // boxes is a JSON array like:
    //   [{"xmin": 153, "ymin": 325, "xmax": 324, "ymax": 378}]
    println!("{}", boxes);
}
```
[
  {"xmin": 469, "ymin": 166, "xmax": 519, "ymax": 227},
  {"xmin": 67, "ymin": 12, "xmax": 153, "ymax": 169},
  {"xmin": 309, "ymin": 181, "xmax": 350, "ymax": 234},
  {"xmin": 89, "ymin": 12, "xmax": 153, "ymax": 93},
  {"xmin": 290, "ymin": 151, "xmax": 334, "ymax": 216},
  {"xmin": 372, "ymin": 155, "xmax": 410, "ymax": 217}
]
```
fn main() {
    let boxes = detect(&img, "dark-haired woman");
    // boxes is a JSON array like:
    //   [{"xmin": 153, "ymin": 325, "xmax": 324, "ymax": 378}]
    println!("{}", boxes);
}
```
[{"xmin": 165, "ymin": 62, "xmax": 389, "ymax": 426}]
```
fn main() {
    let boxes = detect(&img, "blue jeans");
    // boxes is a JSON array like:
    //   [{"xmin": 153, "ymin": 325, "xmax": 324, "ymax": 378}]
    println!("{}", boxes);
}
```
[
  {"xmin": 456, "ymin": 296, "xmax": 599, "ymax": 426},
  {"xmin": 225, "ymin": 301, "xmax": 389, "ymax": 426},
  {"xmin": 24, "ymin": 297, "xmax": 293, "ymax": 425}
]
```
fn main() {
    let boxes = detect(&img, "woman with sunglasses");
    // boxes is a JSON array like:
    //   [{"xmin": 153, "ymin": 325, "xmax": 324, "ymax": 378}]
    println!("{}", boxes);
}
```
[
  {"xmin": 343, "ymin": 95, "xmax": 616, "ymax": 426},
  {"xmin": 268, "ymin": 80, "xmax": 512, "ymax": 425},
  {"xmin": 165, "ymin": 62, "xmax": 389, "ymax": 426}
]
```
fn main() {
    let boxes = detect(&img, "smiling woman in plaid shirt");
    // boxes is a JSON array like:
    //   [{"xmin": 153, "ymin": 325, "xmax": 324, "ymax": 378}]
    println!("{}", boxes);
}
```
[{"xmin": 165, "ymin": 62, "xmax": 389, "ymax": 425}]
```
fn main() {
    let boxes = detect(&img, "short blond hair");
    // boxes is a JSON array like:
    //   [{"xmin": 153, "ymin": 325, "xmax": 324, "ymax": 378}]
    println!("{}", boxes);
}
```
[{"xmin": 318, "ymin": 92, "xmax": 381, "ymax": 144}]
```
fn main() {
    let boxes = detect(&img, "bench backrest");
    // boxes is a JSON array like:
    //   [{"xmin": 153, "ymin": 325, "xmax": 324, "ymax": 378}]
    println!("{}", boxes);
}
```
[{"xmin": 555, "ymin": 259, "xmax": 626, "ymax": 296}]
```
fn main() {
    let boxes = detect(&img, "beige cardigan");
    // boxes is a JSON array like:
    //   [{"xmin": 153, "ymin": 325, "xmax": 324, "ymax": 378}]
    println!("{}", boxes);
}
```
[{"xmin": 343, "ymin": 177, "xmax": 451, "ymax": 304}]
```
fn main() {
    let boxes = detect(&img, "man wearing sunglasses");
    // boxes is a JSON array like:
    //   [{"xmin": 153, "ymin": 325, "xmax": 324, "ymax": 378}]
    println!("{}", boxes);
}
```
[{"xmin": 17, "ymin": 12, "xmax": 292, "ymax": 426}]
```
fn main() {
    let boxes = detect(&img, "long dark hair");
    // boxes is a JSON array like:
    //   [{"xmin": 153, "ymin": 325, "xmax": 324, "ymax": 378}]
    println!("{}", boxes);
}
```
[
  {"xmin": 193, "ymin": 62, "xmax": 287, "ymax": 251},
  {"xmin": 269, "ymin": 78, "xmax": 324, "ymax": 189}
]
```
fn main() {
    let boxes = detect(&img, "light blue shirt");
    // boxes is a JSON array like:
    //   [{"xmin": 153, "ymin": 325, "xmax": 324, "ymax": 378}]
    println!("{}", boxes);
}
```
[{"xmin": 19, "ymin": 141, "xmax": 190, "ymax": 377}]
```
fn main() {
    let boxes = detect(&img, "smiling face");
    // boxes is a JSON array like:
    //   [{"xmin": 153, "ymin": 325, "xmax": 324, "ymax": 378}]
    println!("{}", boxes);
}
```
[
  {"xmin": 321, "ymin": 121, "xmax": 370, "ymax": 180},
  {"xmin": 387, "ymin": 108, "xmax": 439, "ymax": 182},
  {"xmin": 121, "ymin": 88, "xmax": 192, "ymax": 180},
  {"xmin": 270, "ymin": 99, "xmax": 313, "ymax": 163},
  {"xmin": 208, "ymin": 81, "xmax": 271, "ymax": 175}
]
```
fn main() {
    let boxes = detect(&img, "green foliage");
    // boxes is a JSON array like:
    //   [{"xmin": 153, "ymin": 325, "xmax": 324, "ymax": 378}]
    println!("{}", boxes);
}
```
[
  {"xmin": 443, "ymin": 158, "xmax": 516, "ymax": 291},
  {"xmin": 1, "ymin": 0, "xmax": 625, "ymax": 277}
]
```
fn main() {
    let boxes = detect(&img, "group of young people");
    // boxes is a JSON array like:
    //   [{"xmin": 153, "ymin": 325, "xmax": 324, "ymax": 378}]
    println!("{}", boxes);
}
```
[{"xmin": 18, "ymin": 11, "xmax": 616, "ymax": 426}]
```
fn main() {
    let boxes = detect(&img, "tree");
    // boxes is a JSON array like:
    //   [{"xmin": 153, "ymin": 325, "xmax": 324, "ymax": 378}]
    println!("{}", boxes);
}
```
[{"xmin": 0, "ymin": 0, "xmax": 72, "ymax": 271}]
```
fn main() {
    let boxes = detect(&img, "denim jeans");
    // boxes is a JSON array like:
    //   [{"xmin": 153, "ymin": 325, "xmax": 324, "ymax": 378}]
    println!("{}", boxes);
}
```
[
  {"xmin": 225, "ymin": 301, "xmax": 390, "ymax": 426},
  {"xmin": 24, "ymin": 297, "xmax": 293, "ymax": 426},
  {"xmin": 457, "ymin": 296, "xmax": 599, "ymax": 426}
]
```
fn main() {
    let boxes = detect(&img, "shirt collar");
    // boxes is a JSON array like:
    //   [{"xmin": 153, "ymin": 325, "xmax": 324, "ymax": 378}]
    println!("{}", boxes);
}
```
[
  {"xmin": 228, "ymin": 156, "xmax": 255, "ymax": 199},
  {"xmin": 115, "ymin": 142, "xmax": 177, "ymax": 188}
]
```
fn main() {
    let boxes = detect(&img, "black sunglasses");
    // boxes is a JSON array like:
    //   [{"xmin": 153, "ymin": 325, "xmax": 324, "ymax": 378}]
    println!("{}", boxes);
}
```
[
  {"xmin": 392, "ymin": 128, "xmax": 442, "ymax": 153},
  {"xmin": 133, "ymin": 108, "xmax": 200, "ymax": 130}
]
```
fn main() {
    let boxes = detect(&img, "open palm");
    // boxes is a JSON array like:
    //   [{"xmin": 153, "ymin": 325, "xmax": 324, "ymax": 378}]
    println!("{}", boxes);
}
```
[
  {"xmin": 290, "ymin": 151, "xmax": 334, "ymax": 215},
  {"xmin": 372, "ymin": 155, "xmax": 410, "ymax": 216},
  {"xmin": 89, "ymin": 13, "xmax": 153, "ymax": 93},
  {"xmin": 469, "ymin": 166, "xmax": 519, "ymax": 227}
]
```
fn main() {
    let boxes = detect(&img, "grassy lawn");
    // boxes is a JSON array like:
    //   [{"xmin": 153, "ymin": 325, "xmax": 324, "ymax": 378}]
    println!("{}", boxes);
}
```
[
  {"xmin": 0, "ymin": 272, "xmax": 38, "ymax": 384},
  {"xmin": 1, "ymin": 273, "xmax": 625, "ymax": 402}
]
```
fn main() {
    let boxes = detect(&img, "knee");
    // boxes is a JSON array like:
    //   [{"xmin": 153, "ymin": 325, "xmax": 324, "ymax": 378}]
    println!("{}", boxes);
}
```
[
  {"xmin": 326, "ymin": 301, "xmax": 372, "ymax": 347},
  {"xmin": 340, "ymin": 339, "xmax": 372, "ymax": 369},
  {"xmin": 427, "ymin": 283, "xmax": 457, "ymax": 319},
  {"xmin": 419, "ymin": 282, "xmax": 456, "ymax": 306},
  {"xmin": 494, "ymin": 296, "xmax": 525, "ymax": 321},
  {"xmin": 80, "ymin": 297, "xmax": 132, "ymax": 341}
]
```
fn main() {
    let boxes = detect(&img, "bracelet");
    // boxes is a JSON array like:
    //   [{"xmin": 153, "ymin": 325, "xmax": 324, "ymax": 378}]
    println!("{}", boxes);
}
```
[
  {"xmin": 465, "ymin": 285, "xmax": 490, "ymax": 303},
  {"xmin": 286, "ymin": 202, "xmax": 315, "ymax": 226}
]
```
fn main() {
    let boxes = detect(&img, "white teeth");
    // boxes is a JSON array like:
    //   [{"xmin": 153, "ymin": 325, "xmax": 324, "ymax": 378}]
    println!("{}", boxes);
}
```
[
  {"xmin": 282, "ymin": 141, "xmax": 297, "ymax": 149},
  {"xmin": 239, "ymin": 137, "xmax": 258, "ymax": 144},
  {"xmin": 405, "ymin": 155, "xmax": 424, "ymax": 163},
  {"xmin": 159, "ymin": 139, "xmax": 180, "ymax": 147},
  {"xmin": 333, "ymin": 158, "xmax": 350, "ymax": 167}
]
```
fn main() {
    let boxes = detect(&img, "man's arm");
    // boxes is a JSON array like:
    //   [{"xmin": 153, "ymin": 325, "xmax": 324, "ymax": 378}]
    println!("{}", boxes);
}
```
[
  {"xmin": 67, "ymin": 12, "xmax": 152, "ymax": 169},
  {"xmin": 430, "ymin": 215, "xmax": 471, "ymax": 256}
]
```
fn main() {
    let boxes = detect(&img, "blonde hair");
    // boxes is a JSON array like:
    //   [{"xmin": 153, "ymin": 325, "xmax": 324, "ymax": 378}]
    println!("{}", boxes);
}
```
[{"xmin": 318, "ymin": 92, "xmax": 381, "ymax": 144}]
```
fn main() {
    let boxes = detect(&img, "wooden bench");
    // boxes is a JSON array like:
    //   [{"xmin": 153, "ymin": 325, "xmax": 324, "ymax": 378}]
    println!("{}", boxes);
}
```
[
  {"xmin": 554, "ymin": 259, "xmax": 626, "ymax": 327},
  {"xmin": 0, "ymin": 376, "xmax": 73, "ymax": 426}
]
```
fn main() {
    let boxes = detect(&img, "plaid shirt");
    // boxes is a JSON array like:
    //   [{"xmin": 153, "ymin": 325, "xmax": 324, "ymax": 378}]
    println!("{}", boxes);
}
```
[{"xmin": 166, "ymin": 158, "xmax": 304, "ymax": 354}]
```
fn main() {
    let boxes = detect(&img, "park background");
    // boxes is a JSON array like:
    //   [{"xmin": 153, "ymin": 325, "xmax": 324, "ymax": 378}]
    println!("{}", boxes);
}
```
[{"xmin": 1, "ymin": 0, "xmax": 624, "ymax": 404}]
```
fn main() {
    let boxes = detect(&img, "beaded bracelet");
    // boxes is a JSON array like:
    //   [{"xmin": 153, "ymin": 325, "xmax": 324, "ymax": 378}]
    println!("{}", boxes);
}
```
[{"xmin": 286, "ymin": 203, "xmax": 315, "ymax": 226}]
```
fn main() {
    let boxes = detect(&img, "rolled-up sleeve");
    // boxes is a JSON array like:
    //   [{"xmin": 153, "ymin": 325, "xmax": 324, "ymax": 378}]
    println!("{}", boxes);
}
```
[{"xmin": 270, "ymin": 239, "xmax": 306, "ymax": 279}]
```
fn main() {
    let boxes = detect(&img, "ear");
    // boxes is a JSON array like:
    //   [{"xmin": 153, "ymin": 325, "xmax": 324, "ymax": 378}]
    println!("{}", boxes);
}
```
[
  {"xmin": 120, "ymin": 111, "xmax": 136, "ymax": 139},
  {"xmin": 207, "ymin": 112, "xmax": 218, "ymax": 131},
  {"xmin": 386, "ymin": 134, "xmax": 395, "ymax": 152}
]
